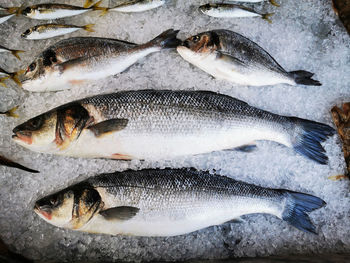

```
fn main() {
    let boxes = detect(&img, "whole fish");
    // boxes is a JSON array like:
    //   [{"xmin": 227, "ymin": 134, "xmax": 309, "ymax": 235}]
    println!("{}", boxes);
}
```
[
  {"xmin": 21, "ymin": 24, "xmax": 95, "ymax": 40},
  {"xmin": 18, "ymin": 0, "xmax": 107, "ymax": 20},
  {"xmin": 0, "ymin": 155, "xmax": 39, "ymax": 173},
  {"xmin": 21, "ymin": 29, "xmax": 180, "ymax": 92},
  {"xmin": 233, "ymin": 0, "xmax": 280, "ymax": 7},
  {"xmin": 177, "ymin": 30, "xmax": 321, "ymax": 87},
  {"xmin": 12, "ymin": 90, "xmax": 335, "ymax": 164},
  {"xmin": 0, "ymin": 106, "xmax": 18, "ymax": 118},
  {"xmin": 199, "ymin": 4, "xmax": 273, "ymax": 23},
  {"xmin": 34, "ymin": 168, "xmax": 325, "ymax": 236},
  {"xmin": 0, "ymin": 45, "xmax": 24, "ymax": 60},
  {"xmin": 0, "ymin": 13, "xmax": 14, "ymax": 24},
  {"xmin": 0, "ymin": 68, "xmax": 24, "ymax": 87},
  {"xmin": 109, "ymin": 0, "xmax": 166, "ymax": 13}
]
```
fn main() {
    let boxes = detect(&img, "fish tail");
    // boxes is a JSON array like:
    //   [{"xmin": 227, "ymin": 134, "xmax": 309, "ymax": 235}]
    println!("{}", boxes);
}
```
[
  {"xmin": 84, "ymin": 0, "xmax": 95, "ymax": 8},
  {"xmin": 281, "ymin": 191, "xmax": 325, "ymax": 234},
  {"xmin": 262, "ymin": 13, "xmax": 274, "ymax": 24},
  {"xmin": 289, "ymin": 70, "xmax": 322, "ymax": 86},
  {"xmin": 83, "ymin": 24, "xmax": 95, "ymax": 32},
  {"xmin": 5, "ymin": 106, "xmax": 19, "ymax": 118},
  {"xmin": 91, "ymin": 0, "xmax": 109, "ymax": 15},
  {"xmin": 269, "ymin": 0, "xmax": 280, "ymax": 7},
  {"xmin": 10, "ymin": 49, "xmax": 25, "ymax": 60},
  {"xmin": 0, "ymin": 78, "xmax": 8, "ymax": 88},
  {"xmin": 6, "ymin": 7, "xmax": 20, "ymax": 14},
  {"xmin": 149, "ymin": 29, "xmax": 181, "ymax": 49},
  {"xmin": 10, "ymin": 70, "xmax": 25, "ymax": 87},
  {"xmin": 289, "ymin": 117, "xmax": 335, "ymax": 165}
]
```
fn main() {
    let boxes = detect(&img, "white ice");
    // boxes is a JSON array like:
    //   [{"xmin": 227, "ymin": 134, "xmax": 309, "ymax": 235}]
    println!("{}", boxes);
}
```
[{"xmin": 0, "ymin": 0, "xmax": 349, "ymax": 261}]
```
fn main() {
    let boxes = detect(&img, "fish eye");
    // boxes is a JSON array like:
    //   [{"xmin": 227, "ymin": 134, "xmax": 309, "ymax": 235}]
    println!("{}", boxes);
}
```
[
  {"xmin": 23, "ymin": 7, "xmax": 31, "ymax": 14},
  {"xmin": 28, "ymin": 116, "xmax": 43, "ymax": 129},
  {"xmin": 192, "ymin": 36, "xmax": 200, "ymax": 42},
  {"xmin": 204, "ymin": 4, "xmax": 211, "ymax": 10},
  {"xmin": 24, "ymin": 29, "xmax": 30, "ymax": 35},
  {"xmin": 28, "ymin": 62, "xmax": 36, "ymax": 72}
]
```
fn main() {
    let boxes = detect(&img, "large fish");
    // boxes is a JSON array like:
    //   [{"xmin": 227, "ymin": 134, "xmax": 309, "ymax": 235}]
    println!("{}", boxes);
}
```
[
  {"xmin": 109, "ymin": 0, "xmax": 166, "ymax": 13},
  {"xmin": 18, "ymin": 0, "xmax": 107, "ymax": 20},
  {"xmin": 21, "ymin": 29, "xmax": 180, "ymax": 92},
  {"xmin": 177, "ymin": 30, "xmax": 321, "ymax": 87},
  {"xmin": 12, "ymin": 90, "xmax": 335, "ymax": 164},
  {"xmin": 34, "ymin": 168, "xmax": 325, "ymax": 236}
]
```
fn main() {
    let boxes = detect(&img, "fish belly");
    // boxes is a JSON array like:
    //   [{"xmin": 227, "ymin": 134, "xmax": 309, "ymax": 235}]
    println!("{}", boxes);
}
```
[
  {"xmin": 208, "ymin": 9, "xmax": 260, "ymax": 18},
  {"xmin": 28, "ymin": 28, "xmax": 80, "ymax": 40},
  {"xmin": 112, "ymin": 1, "xmax": 165, "ymax": 12},
  {"xmin": 30, "ymin": 9, "xmax": 88, "ymax": 20}
]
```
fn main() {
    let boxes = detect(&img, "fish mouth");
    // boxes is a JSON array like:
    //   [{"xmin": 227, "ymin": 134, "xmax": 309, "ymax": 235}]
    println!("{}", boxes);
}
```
[
  {"xmin": 12, "ymin": 130, "xmax": 33, "ymax": 145},
  {"xmin": 182, "ymin": 40, "xmax": 190, "ymax": 48},
  {"xmin": 34, "ymin": 203, "xmax": 52, "ymax": 220}
]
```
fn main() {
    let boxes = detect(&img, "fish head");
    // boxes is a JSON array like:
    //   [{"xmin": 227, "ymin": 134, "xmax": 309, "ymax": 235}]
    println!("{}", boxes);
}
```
[
  {"xmin": 199, "ymin": 4, "xmax": 217, "ymax": 14},
  {"xmin": 177, "ymin": 31, "xmax": 221, "ymax": 60},
  {"xmin": 12, "ymin": 103, "xmax": 92, "ymax": 152},
  {"xmin": 20, "ymin": 6, "xmax": 36, "ymax": 18},
  {"xmin": 34, "ymin": 187, "xmax": 103, "ymax": 229}
]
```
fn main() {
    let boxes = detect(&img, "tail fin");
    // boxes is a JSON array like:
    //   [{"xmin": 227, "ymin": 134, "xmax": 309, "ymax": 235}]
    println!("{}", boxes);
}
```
[
  {"xmin": 0, "ymin": 77, "xmax": 9, "ymax": 88},
  {"xmin": 84, "ymin": 0, "xmax": 95, "ymax": 8},
  {"xmin": 289, "ymin": 70, "xmax": 321, "ymax": 86},
  {"xmin": 4, "ymin": 106, "xmax": 19, "ymax": 118},
  {"xmin": 10, "ymin": 49, "xmax": 25, "ymax": 60},
  {"xmin": 282, "ymin": 191, "xmax": 325, "ymax": 234},
  {"xmin": 262, "ymin": 13, "xmax": 274, "ymax": 24},
  {"xmin": 6, "ymin": 7, "xmax": 20, "ymax": 14},
  {"xmin": 269, "ymin": 0, "xmax": 280, "ymax": 7},
  {"xmin": 82, "ymin": 24, "xmax": 95, "ymax": 32},
  {"xmin": 290, "ymin": 117, "xmax": 335, "ymax": 164},
  {"xmin": 91, "ymin": 0, "xmax": 109, "ymax": 15},
  {"xmin": 9, "ymin": 70, "xmax": 24, "ymax": 87},
  {"xmin": 149, "ymin": 29, "xmax": 181, "ymax": 49}
]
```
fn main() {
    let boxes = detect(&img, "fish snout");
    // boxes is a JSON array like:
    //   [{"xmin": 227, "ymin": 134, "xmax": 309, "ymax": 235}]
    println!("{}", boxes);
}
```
[
  {"xmin": 12, "ymin": 128, "xmax": 33, "ymax": 145},
  {"xmin": 182, "ymin": 40, "xmax": 190, "ymax": 48},
  {"xmin": 34, "ymin": 203, "xmax": 53, "ymax": 220}
]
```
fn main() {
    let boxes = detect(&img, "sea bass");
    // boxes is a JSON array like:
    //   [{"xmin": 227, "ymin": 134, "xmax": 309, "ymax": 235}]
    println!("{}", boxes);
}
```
[
  {"xmin": 0, "ymin": 45, "xmax": 24, "ymax": 60},
  {"xmin": 18, "ymin": 0, "xmax": 107, "ymax": 20},
  {"xmin": 34, "ymin": 168, "xmax": 325, "ymax": 236},
  {"xmin": 21, "ymin": 29, "xmax": 180, "ymax": 92},
  {"xmin": 177, "ymin": 30, "xmax": 321, "ymax": 87},
  {"xmin": 199, "ymin": 4, "xmax": 273, "ymax": 23},
  {"xmin": 12, "ymin": 90, "xmax": 334, "ymax": 164},
  {"xmin": 109, "ymin": 0, "xmax": 166, "ymax": 13},
  {"xmin": 21, "ymin": 24, "xmax": 94, "ymax": 40}
]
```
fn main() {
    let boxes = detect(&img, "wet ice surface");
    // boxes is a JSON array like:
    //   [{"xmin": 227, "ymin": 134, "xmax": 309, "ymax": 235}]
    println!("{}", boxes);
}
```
[{"xmin": 0, "ymin": 0, "xmax": 349, "ymax": 262}]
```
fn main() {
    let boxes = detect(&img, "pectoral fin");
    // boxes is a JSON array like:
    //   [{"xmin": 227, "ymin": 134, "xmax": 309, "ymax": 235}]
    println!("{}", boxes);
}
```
[
  {"xmin": 217, "ymin": 52, "xmax": 246, "ymax": 67},
  {"xmin": 88, "ymin": 119, "xmax": 128, "ymax": 137},
  {"xmin": 100, "ymin": 206, "xmax": 140, "ymax": 221}
]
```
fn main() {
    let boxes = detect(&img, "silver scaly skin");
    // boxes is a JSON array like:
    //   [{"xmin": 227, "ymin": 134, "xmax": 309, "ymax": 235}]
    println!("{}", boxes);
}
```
[
  {"xmin": 34, "ymin": 168, "xmax": 325, "ymax": 236},
  {"xmin": 12, "ymin": 90, "xmax": 334, "ymax": 164},
  {"xmin": 110, "ymin": 0, "xmax": 166, "ymax": 13}
]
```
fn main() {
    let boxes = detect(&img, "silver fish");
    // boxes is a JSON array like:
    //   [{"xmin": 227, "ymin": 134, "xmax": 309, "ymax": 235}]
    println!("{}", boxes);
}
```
[
  {"xmin": 0, "ymin": 45, "xmax": 24, "ymax": 60},
  {"xmin": 12, "ymin": 90, "xmax": 334, "ymax": 164},
  {"xmin": 34, "ymin": 168, "xmax": 325, "ymax": 236},
  {"xmin": 109, "ymin": 0, "xmax": 166, "ymax": 13},
  {"xmin": 177, "ymin": 30, "xmax": 321, "ymax": 87},
  {"xmin": 21, "ymin": 24, "xmax": 95, "ymax": 40},
  {"xmin": 19, "ymin": 0, "xmax": 107, "ymax": 20},
  {"xmin": 21, "ymin": 29, "xmax": 180, "ymax": 92},
  {"xmin": 0, "ymin": 13, "xmax": 14, "ymax": 24},
  {"xmin": 199, "ymin": 4, "xmax": 273, "ymax": 23}
]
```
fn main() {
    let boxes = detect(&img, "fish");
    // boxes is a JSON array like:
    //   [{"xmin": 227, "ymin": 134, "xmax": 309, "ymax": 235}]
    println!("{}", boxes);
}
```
[
  {"xmin": 12, "ymin": 90, "xmax": 335, "ymax": 164},
  {"xmin": 34, "ymin": 168, "xmax": 325, "ymax": 236},
  {"xmin": 21, "ymin": 29, "xmax": 180, "ymax": 92},
  {"xmin": 199, "ymin": 4, "xmax": 274, "ymax": 23},
  {"xmin": 0, "ymin": 155, "xmax": 39, "ymax": 173},
  {"xmin": 0, "ymin": 68, "xmax": 24, "ymax": 87},
  {"xmin": 0, "ymin": 106, "xmax": 19, "ymax": 118},
  {"xmin": 18, "ymin": 0, "xmax": 107, "ymax": 20},
  {"xmin": 0, "ymin": 13, "xmax": 14, "ymax": 24},
  {"xmin": 109, "ymin": 0, "xmax": 166, "ymax": 13},
  {"xmin": 232, "ymin": 0, "xmax": 280, "ymax": 7},
  {"xmin": 21, "ymin": 24, "xmax": 95, "ymax": 40},
  {"xmin": 0, "ymin": 45, "xmax": 24, "ymax": 60},
  {"xmin": 177, "ymin": 30, "xmax": 321, "ymax": 87}
]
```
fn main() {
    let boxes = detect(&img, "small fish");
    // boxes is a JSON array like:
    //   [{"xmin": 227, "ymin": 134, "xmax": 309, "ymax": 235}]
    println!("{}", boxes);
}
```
[
  {"xmin": 109, "ymin": 0, "xmax": 166, "ymax": 13},
  {"xmin": 21, "ymin": 29, "xmax": 180, "ymax": 92},
  {"xmin": 199, "ymin": 4, "xmax": 274, "ymax": 23},
  {"xmin": 0, "ymin": 155, "xmax": 39, "ymax": 173},
  {"xmin": 233, "ymin": 0, "xmax": 280, "ymax": 7},
  {"xmin": 0, "ymin": 68, "xmax": 24, "ymax": 87},
  {"xmin": 0, "ymin": 45, "xmax": 24, "ymax": 60},
  {"xmin": 34, "ymin": 168, "xmax": 325, "ymax": 236},
  {"xmin": 177, "ymin": 30, "xmax": 321, "ymax": 87},
  {"xmin": 12, "ymin": 90, "xmax": 335, "ymax": 164},
  {"xmin": 0, "ymin": 13, "xmax": 14, "ymax": 24},
  {"xmin": 0, "ymin": 106, "xmax": 19, "ymax": 118},
  {"xmin": 21, "ymin": 24, "xmax": 95, "ymax": 40},
  {"xmin": 18, "ymin": 0, "xmax": 107, "ymax": 20}
]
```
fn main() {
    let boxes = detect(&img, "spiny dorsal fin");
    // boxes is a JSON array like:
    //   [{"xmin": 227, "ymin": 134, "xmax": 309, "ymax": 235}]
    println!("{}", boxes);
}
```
[
  {"xmin": 100, "ymin": 206, "xmax": 140, "ymax": 221},
  {"xmin": 88, "ymin": 119, "xmax": 128, "ymax": 137}
]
